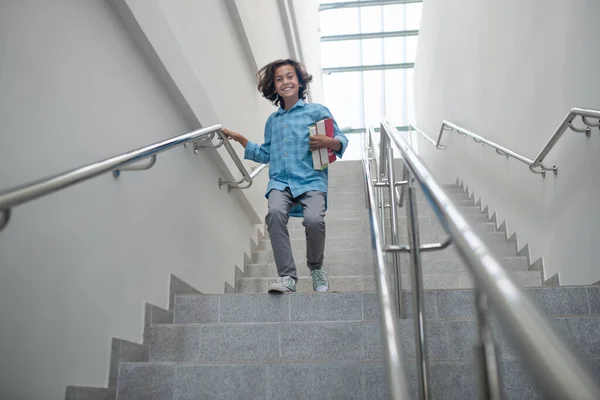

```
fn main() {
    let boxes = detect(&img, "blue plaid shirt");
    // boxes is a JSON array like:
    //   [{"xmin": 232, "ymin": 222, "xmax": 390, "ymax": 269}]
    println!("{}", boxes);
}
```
[{"xmin": 244, "ymin": 99, "xmax": 348, "ymax": 199}]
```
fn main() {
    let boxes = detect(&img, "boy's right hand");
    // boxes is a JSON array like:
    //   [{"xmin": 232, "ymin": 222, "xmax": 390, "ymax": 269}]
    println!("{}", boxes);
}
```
[
  {"xmin": 222, "ymin": 128, "xmax": 240, "ymax": 141},
  {"xmin": 222, "ymin": 128, "xmax": 248, "ymax": 148}
]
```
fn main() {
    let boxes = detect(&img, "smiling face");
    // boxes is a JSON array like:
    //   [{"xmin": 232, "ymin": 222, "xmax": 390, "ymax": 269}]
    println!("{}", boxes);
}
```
[{"xmin": 274, "ymin": 64, "xmax": 300, "ymax": 108}]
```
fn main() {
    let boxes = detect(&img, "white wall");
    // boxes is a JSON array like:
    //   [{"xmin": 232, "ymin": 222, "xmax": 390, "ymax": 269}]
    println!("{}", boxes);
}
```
[
  {"xmin": 237, "ymin": 0, "xmax": 291, "ymax": 68},
  {"xmin": 155, "ymin": 0, "xmax": 290, "ymax": 168},
  {"xmin": 122, "ymin": 0, "xmax": 272, "ymax": 221},
  {"xmin": 0, "ymin": 0, "xmax": 286, "ymax": 398},
  {"xmin": 292, "ymin": 0, "xmax": 325, "ymax": 104},
  {"xmin": 414, "ymin": 0, "xmax": 600, "ymax": 285}
]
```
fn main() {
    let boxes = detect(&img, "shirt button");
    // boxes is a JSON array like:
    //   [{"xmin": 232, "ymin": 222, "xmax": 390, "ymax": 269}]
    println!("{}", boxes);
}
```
[
  {"xmin": 284, "ymin": 125, "xmax": 288, "ymax": 128},
  {"xmin": 285, "ymin": 153, "xmax": 289, "ymax": 157},
  {"xmin": 284, "ymin": 138, "xmax": 287, "ymax": 142}
]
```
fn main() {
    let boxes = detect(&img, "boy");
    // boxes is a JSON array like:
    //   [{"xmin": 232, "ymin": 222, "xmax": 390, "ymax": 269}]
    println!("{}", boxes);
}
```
[{"xmin": 223, "ymin": 59, "xmax": 348, "ymax": 293}]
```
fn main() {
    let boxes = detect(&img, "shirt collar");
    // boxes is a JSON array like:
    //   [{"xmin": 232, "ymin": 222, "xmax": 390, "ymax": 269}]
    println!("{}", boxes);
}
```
[{"xmin": 277, "ymin": 99, "xmax": 305, "ymax": 114}]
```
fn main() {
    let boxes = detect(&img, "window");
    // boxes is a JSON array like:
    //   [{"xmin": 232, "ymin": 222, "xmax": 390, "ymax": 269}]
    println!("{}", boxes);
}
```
[
  {"xmin": 322, "ymin": 72, "xmax": 363, "ymax": 130},
  {"xmin": 319, "ymin": 0, "xmax": 423, "ymax": 159}
]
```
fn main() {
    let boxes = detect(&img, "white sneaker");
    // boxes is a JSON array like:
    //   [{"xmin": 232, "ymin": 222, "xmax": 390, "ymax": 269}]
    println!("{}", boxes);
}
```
[
  {"xmin": 268, "ymin": 276, "xmax": 297, "ymax": 293},
  {"xmin": 311, "ymin": 269, "xmax": 329, "ymax": 292}
]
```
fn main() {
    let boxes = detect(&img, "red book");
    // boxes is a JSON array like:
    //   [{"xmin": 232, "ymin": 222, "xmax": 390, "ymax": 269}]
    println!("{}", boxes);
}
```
[{"xmin": 316, "ymin": 118, "xmax": 337, "ymax": 164}]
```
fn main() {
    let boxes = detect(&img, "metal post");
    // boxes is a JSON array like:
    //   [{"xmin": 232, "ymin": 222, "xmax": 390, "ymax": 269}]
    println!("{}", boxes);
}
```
[
  {"xmin": 474, "ymin": 289, "xmax": 503, "ymax": 400},
  {"xmin": 405, "ymin": 175, "xmax": 431, "ymax": 400},
  {"xmin": 364, "ymin": 133, "xmax": 371, "ymax": 210},
  {"xmin": 398, "ymin": 166, "xmax": 408, "ymax": 208},
  {"xmin": 378, "ymin": 128, "xmax": 389, "ymax": 247},
  {"xmin": 385, "ymin": 131, "xmax": 403, "ymax": 317}
]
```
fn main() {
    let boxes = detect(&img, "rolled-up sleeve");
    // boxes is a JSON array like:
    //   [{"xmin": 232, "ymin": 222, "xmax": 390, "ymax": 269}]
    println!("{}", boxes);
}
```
[{"xmin": 244, "ymin": 117, "xmax": 272, "ymax": 164}]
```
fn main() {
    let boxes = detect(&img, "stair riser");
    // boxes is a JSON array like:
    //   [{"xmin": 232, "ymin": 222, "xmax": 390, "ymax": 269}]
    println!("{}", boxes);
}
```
[
  {"xmin": 245, "ymin": 262, "xmax": 370, "ymax": 278},
  {"xmin": 327, "ymin": 192, "xmax": 473, "ymax": 205},
  {"xmin": 245, "ymin": 255, "xmax": 529, "ymax": 277},
  {"xmin": 328, "ymin": 201, "xmax": 482, "ymax": 216},
  {"xmin": 173, "ymin": 287, "xmax": 600, "ymax": 325},
  {"xmin": 274, "ymin": 223, "xmax": 498, "ymax": 240},
  {"xmin": 283, "ymin": 225, "xmax": 452, "ymax": 239},
  {"xmin": 252, "ymin": 249, "xmax": 373, "ymax": 264},
  {"xmin": 244, "ymin": 262, "xmax": 534, "ymax": 279},
  {"xmin": 252, "ymin": 242, "xmax": 517, "ymax": 264},
  {"xmin": 280, "ymin": 214, "xmax": 493, "ymax": 235},
  {"xmin": 259, "ymin": 232, "xmax": 512, "ymax": 252},
  {"xmin": 327, "ymin": 198, "xmax": 476, "ymax": 211},
  {"xmin": 117, "ymin": 358, "xmax": 600, "ymax": 400},
  {"xmin": 325, "ymin": 208, "xmax": 488, "ymax": 221},
  {"xmin": 149, "ymin": 317, "xmax": 600, "ymax": 363},
  {"xmin": 236, "ymin": 270, "xmax": 540, "ymax": 293},
  {"xmin": 237, "ymin": 276, "xmax": 368, "ymax": 294}
]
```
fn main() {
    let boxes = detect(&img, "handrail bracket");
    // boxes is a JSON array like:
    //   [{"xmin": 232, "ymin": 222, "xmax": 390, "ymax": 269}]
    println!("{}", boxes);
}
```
[
  {"xmin": 113, "ymin": 155, "xmax": 158, "ymax": 178},
  {"xmin": 528, "ymin": 163, "xmax": 557, "ymax": 177},
  {"xmin": 219, "ymin": 177, "xmax": 248, "ymax": 192},
  {"xmin": 384, "ymin": 237, "xmax": 452, "ymax": 253},
  {"xmin": 193, "ymin": 134, "xmax": 225, "ymax": 152},
  {"xmin": 0, "ymin": 209, "xmax": 10, "ymax": 232},
  {"xmin": 569, "ymin": 115, "xmax": 600, "ymax": 137}
]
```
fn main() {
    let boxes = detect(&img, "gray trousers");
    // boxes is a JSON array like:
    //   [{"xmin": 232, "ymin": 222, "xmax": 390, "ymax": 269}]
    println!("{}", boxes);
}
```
[{"xmin": 265, "ymin": 188, "xmax": 326, "ymax": 281}]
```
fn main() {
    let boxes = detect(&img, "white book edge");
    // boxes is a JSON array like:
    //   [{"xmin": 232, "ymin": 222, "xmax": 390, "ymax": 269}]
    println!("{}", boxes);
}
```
[{"xmin": 309, "ymin": 125, "xmax": 324, "ymax": 170}]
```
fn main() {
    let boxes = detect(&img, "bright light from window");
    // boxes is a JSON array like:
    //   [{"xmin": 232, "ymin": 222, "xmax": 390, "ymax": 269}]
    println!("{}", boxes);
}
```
[{"xmin": 319, "ymin": 1, "xmax": 423, "ymax": 159}]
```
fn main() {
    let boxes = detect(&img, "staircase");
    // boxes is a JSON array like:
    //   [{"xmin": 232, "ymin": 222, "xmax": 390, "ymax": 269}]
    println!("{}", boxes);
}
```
[{"xmin": 115, "ymin": 160, "xmax": 600, "ymax": 399}]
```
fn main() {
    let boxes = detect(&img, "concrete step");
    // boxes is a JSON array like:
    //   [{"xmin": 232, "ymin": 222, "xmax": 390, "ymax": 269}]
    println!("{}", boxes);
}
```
[
  {"xmin": 274, "ymin": 221, "xmax": 499, "ymax": 241},
  {"xmin": 325, "ymin": 207, "xmax": 490, "ymax": 222},
  {"xmin": 326, "ymin": 192, "xmax": 473, "ymax": 209},
  {"xmin": 417, "ymin": 243, "xmax": 518, "ymax": 261},
  {"xmin": 326, "ymin": 202, "xmax": 476, "ymax": 218},
  {"xmin": 282, "ymin": 222, "xmax": 451, "ymax": 239},
  {"xmin": 252, "ymin": 248, "xmax": 373, "ymax": 264},
  {"xmin": 237, "ymin": 275, "xmax": 367, "ymax": 293},
  {"xmin": 116, "ymin": 357, "xmax": 600, "ymax": 399},
  {"xmin": 172, "ymin": 286, "xmax": 600, "ymax": 325},
  {"xmin": 236, "ymin": 270, "xmax": 541, "ymax": 293},
  {"xmin": 285, "ymin": 214, "xmax": 487, "ymax": 232},
  {"xmin": 252, "ymin": 241, "xmax": 517, "ymax": 265},
  {"xmin": 324, "ymin": 183, "xmax": 471, "ymax": 198},
  {"xmin": 245, "ymin": 261, "xmax": 371, "ymax": 278},
  {"xmin": 244, "ymin": 257, "xmax": 529, "ymax": 279},
  {"xmin": 327, "ymin": 195, "xmax": 475, "ymax": 210},
  {"xmin": 147, "ymin": 316, "xmax": 600, "ymax": 364},
  {"xmin": 286, "ymin": 213, "xmax": 492, "ymax": 233},
  {"xmin": 259, "ymin": 232, "xmax": 512, "ymax": 252}
]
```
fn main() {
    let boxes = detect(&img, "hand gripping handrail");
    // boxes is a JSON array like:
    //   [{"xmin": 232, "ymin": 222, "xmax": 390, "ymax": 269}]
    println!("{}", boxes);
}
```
[
  {"xmin": 0, "ymin": 125, "xmax": 265, "ymax": 233},
  {"xmin": 419, "ymin": 107, "xmax": 600, "ymax": 177},
  {"xmin": 380, "ymin": 119, "xmax": 600, "ymax": 400}
]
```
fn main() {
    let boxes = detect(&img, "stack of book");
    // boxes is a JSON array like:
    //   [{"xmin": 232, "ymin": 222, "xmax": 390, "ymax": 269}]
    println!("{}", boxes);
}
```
[{"xmin": 309, "ymin": 118, "xmax": 337, "ymax": 170}]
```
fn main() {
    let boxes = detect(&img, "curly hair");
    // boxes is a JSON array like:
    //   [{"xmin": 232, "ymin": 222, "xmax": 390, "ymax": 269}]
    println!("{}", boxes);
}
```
[{"xmin": 257, "ymin": 59, "xmax": 313, "ymax": 107}]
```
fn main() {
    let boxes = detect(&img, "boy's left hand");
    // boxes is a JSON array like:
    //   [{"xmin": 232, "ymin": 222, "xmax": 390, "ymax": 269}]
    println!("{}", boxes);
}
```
[
  {"xmin": 310, "ymin": 135, "xmax": 336, "ymax": 151},
  {"xmin": 310, "ymin": 135, "xmax": 342, "ymax": 152}
]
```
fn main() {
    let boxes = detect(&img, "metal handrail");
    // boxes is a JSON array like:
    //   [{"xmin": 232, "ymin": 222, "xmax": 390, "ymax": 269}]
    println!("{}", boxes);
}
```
[
  {"xmin": 409, "ymin": 124, "xmax": 436, "ymax": 146},
  {"xmin": 0, "ymin": 125, "xmax": 265, "ymax": 232},
  {"xmin": 217, "ymin": 129, "xmax": 254, "ymax": 191},
  {"xmin": 250, "ymin": 163, "xmax": 268, "ymax": 180},
  {"xmin": 362, "ymin": 132, "xmax": 410, "ymax": 400},
  {"xmin": 426, "ymin": 107, "xmax": 600, "ymax": 177},
  {"xmin": 380, "ymin": 119, "xmax": 600, "ymax": 399}
]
